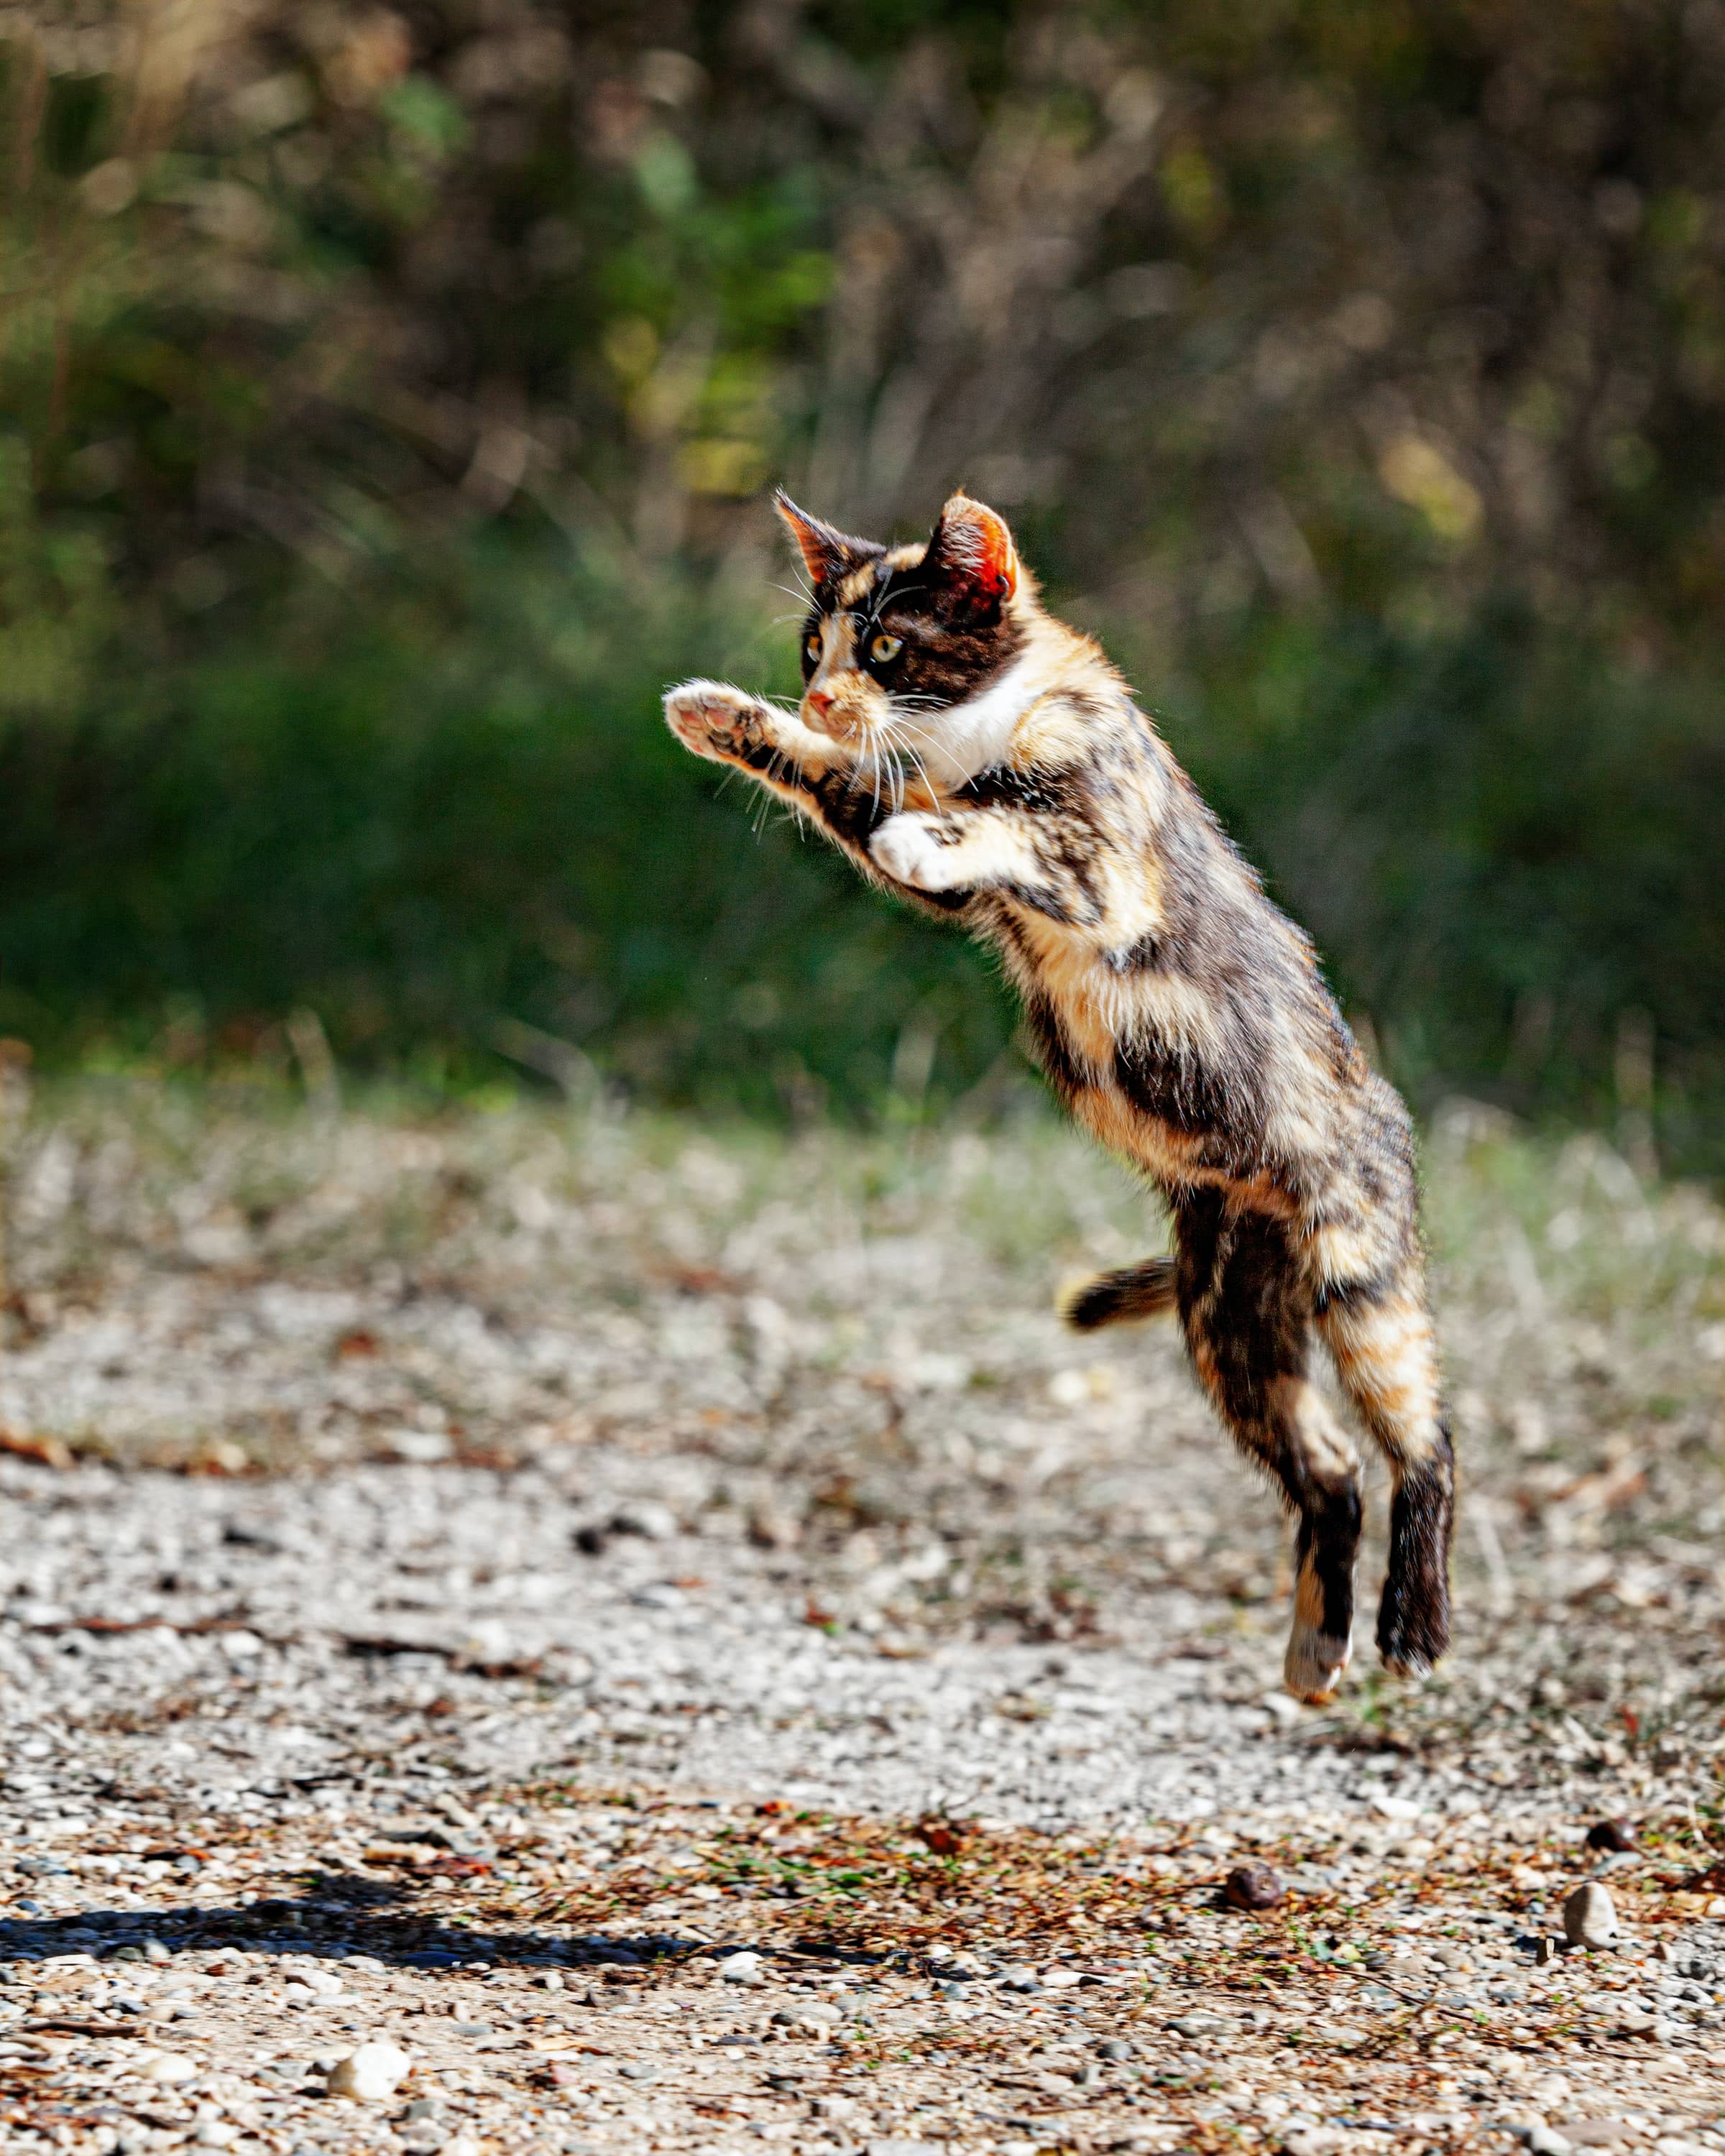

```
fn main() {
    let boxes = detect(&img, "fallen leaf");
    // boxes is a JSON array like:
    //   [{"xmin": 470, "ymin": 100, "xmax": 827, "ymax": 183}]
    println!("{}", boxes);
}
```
[{"xmin": 0, "ymin": 1429, "xmax": 73, "ymax": 1470}]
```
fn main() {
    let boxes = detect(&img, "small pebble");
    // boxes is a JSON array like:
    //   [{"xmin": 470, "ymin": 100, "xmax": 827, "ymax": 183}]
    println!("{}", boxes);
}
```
[
  {"xmin": 141, "ymin": 2050, "xmax": 201, "ymax": 2083},
  {"xmin": 1584, "ymin": 1818, "xmax": 1638, "ymax": 1853},
  {"xmin": 326, "ymin": 2040, "xmax": 411, "ymax": 2101},
  {"xmin": 1223, "ymin": 1861, "xmax": 1285, "ymax": 1910},
  {"xmin": 716, "ymin": 1950, "xmax": 764, "ymax": 1984},
  {"xmin": 618, "ymin": 2060, "xmax": 659, "ymax": 2081},
  {"xmin": 1098, "ymin": 2038, "xmax": 1133, "ymax": 2060},
  {"xmin": 1563, "ymin": 1881, "xmax": 1618, "ymax": 1947}
]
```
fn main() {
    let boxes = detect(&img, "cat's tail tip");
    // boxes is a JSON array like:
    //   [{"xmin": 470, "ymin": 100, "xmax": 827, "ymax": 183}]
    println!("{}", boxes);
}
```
[{"xmin": 1057, "ymin": 1256, "xmax": 1178, "ymax": 1332}]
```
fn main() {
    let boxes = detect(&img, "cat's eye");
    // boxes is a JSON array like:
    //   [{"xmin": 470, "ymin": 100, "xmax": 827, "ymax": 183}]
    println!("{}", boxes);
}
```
[
  {"xmin": 804, "ymin": 632, "xmax": 822, "ymax": 664},
  {"xmin": 870, "ymin": 633, "xmax": 903, "ymax": 663}
]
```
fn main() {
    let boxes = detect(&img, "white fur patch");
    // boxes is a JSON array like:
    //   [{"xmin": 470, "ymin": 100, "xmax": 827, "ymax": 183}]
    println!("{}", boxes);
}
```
[
  {"xmin": 871, "ymin": 814, "xmax": 957, "ymax": 890},
  {"xmin": 897, "ymin": 650, "xmax": 1041, "ymax": 789}
]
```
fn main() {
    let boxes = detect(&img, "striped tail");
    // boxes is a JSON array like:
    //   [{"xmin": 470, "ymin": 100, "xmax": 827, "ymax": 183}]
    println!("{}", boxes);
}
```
[{"xmin": 1058, "ymin": 1256, "xmax": 1178, "ymax": 1332}]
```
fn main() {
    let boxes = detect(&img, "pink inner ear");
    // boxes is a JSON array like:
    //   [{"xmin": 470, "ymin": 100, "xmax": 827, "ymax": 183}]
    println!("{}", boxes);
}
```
[{"xmin": 934, "ymin": 496, "xmax": 1017, "ymax": 600}]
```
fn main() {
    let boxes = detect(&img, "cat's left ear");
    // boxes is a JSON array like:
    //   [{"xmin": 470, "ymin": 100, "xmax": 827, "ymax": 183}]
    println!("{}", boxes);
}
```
[
  {"xmin": 774, "ymin": 491, "xmax": 871, "ymax": 589},
  {"xmin": 925, "ymin": 493, "xmax": 1018, "ymax": 617}
]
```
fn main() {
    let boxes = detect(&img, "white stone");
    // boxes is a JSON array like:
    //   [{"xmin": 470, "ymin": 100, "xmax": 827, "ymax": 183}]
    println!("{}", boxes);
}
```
[
  {"xmin": 326, "ymin": 2040, "xmax": 411, "ymax": 2101},
  {"xmin": 140, "ymin": 2051, "xmax": 201, "ymax": 2083},
  {"xmin": 1563, "ymin": 1881, "xmax": 1618, "ymax": 1947}
]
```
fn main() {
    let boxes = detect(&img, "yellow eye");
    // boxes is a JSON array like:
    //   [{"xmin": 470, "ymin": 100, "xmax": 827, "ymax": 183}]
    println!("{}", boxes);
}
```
[
  {"xmin": 805, "ymin": 632, "xmax": 822, "ymax": 664},
  {"xmin": 870, "ymin": 633, "xmax": 903, "ymax": 663}
]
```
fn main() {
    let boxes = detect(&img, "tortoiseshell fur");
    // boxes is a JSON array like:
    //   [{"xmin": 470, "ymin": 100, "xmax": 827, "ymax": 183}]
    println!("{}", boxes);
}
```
[{"xmin": 666, "ymin": 492, "xmax": 1454, "ymax": 1701}]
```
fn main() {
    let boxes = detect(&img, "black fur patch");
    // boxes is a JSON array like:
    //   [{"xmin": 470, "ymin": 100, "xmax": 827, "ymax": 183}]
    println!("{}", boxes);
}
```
[
  {"xmin": 1299, "ymin": 1481, "xmax": 1363, "ymax": 1639},
  {"xmin": 956, "ymin": 764, "xmax": 1080, "ymax": 815},
  {"xmin": 1376, "ymin": 1429, "xmax": 1455, "ymax": 1672},
  {"xmin": 1114, "ymin": 1031, "xmax": 1259, "ymax": 1146}
]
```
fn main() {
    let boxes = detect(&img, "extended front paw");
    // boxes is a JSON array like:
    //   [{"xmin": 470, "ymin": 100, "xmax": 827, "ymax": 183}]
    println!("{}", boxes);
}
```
[
  {"xmin": 871, "ymin": 812, "xmax": 964, "ymax": 892},
  {"xmin": 663, "ymin": 678, "xmax": 772, "ymax": 762}
]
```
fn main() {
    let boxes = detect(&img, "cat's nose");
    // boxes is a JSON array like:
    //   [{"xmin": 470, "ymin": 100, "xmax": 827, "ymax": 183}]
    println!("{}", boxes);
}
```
[{"xmin": 804, "ymin": 685, "xmax": 834, "ymax": 721}]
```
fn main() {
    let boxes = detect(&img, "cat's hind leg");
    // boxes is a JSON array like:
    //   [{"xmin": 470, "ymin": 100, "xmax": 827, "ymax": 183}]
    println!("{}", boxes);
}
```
[
  {"xmin": 1175, "ymin": 1195, "xmax": 1363, "ymax": 1704},
  {"xmin": 1317, "ymin": 1263, "xmax": 1454, "ymax": 1680}
]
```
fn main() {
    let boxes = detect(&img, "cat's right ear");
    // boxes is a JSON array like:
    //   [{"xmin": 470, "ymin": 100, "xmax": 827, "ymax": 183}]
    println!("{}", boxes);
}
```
[{"xmin": 774, "ymin": 492, "xmax": 868, "ymax": 589}]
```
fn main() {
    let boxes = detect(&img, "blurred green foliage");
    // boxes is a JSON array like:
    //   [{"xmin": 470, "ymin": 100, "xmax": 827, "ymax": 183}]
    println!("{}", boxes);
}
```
[{"xmin": 1, "ymin": 0, "xmax": 1722, "ymax": 1166}]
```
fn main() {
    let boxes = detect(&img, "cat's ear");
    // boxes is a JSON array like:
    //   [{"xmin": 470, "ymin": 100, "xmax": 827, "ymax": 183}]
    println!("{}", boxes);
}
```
[
  {"xmin": 774, "ymin": 491, "xmax": 870, "ymax": 589},
  {"xmin": 924, "ymin": 493, "xmax": 1018, "ymax": 616}
]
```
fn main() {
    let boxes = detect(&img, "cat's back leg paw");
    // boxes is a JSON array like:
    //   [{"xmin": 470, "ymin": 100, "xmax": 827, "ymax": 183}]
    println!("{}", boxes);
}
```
[{"xmin": 1284, "ymin": 1624, "xmax": 1353, "ymax": 1705}]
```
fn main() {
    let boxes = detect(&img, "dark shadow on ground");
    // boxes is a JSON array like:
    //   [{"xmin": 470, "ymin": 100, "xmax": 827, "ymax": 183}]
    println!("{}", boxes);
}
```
[{"xmin": 0, "ymin": 1884, "xmax": 887, "ymax": 1980}]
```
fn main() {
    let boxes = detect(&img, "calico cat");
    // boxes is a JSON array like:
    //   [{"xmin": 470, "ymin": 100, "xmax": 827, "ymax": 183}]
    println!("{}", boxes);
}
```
[{"xmin": 665, "ymin": 490, "xmax": 1453, "ymax": 1702}]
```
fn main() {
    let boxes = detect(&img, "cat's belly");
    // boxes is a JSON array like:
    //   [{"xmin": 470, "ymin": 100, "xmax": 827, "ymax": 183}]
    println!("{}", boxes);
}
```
[{"xmin": 1025, "ymin": 959, "xmax": 1328, "ymax": 1207}]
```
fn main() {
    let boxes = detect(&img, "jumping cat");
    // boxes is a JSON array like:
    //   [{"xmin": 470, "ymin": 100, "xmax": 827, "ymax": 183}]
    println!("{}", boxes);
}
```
[{"xmin": 664, "ymin": 491, "xmax": 1454, "ymax": 1702}]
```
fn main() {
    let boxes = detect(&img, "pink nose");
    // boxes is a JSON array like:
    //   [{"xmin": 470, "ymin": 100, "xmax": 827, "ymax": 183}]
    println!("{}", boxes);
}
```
[{"xmin": 806, "ymin": 686, "xmax": 834, "ymax": 718}]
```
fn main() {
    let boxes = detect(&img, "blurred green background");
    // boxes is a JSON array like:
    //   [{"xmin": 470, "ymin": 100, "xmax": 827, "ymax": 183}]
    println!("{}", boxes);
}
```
[{"xmin": 2, "ymin": 0, "xmax": 1721, "ymax": 1166}]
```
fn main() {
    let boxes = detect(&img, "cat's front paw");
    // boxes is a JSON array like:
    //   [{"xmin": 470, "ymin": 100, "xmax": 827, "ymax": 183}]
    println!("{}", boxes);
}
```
[
  {"xmin": 664, "ymin": 678, "xmax": 770, "ymax": 761},
  {"xmin": 871, "ymin": 812, "xmax": 964, "ymax": 892}
]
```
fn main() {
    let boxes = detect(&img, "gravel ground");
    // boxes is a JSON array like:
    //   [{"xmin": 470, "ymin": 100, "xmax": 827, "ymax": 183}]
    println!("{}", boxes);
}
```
[{"xmin": 0, "ymin": 1075, "xmax": 1721, "ymax": 2155}]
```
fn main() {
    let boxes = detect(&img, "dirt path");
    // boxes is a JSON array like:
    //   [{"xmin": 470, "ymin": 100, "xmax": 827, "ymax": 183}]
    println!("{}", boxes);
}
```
[{"xmin": 1, "ymin": 1081, "xmax": 1721, "ymax": 2153}]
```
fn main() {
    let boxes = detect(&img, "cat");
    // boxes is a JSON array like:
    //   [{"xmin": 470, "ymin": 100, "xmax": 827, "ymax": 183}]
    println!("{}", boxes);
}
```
[{"xmin": 664, "ymin": 489, "xmax": 1454, "ymax": 1703}]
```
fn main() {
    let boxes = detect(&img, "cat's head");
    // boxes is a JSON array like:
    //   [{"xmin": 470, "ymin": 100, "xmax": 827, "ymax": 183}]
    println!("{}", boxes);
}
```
[{"xmin": 775, "ymin": 491, "xmax": 1029, "ymax": 757}]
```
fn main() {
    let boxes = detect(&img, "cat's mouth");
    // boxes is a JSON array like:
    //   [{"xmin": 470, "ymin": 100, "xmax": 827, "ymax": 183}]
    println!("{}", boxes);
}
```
[{"xmin": 800, "ymin": 687, "xmax": 885, "ymax": 743}]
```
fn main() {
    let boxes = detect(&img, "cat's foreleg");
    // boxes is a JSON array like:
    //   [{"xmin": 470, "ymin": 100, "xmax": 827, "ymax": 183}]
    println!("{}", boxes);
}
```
[
  {"xmin": 870, "ymin": 808, "xmax": 1101, "ymax": 924},
  {"xmin": 664, "ymin": 679, "xmax": 849, "ymax": 782},
  {"xmin": 664, "ymin": 677, "xmax": 897, "ymax": 865}
]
